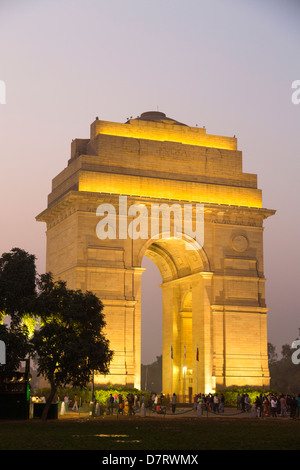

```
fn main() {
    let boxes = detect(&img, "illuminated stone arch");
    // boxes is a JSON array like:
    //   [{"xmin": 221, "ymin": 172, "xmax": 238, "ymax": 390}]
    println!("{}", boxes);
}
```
[
  {"xmin": 137, "ymin": 233, "xmax": 211, "ymax": 279},
  {"xmin": 137, "ymin": 235, "xmax": 213, "ymax": 396},
  {"xmin": 37, "ymin": 112, "xmax": 275, "ymax": 397}
]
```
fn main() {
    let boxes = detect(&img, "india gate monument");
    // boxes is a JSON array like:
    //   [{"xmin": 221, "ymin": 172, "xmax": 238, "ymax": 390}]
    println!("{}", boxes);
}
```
[{"xmin": 37, "ymin": 111, "xmax": 275, "ymax": 399}]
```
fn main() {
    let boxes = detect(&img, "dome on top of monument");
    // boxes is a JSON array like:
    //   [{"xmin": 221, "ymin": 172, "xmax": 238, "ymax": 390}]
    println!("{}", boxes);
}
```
[{"xmin": 127, "ymin": 111, "xmax": 187, "ymax": 126}]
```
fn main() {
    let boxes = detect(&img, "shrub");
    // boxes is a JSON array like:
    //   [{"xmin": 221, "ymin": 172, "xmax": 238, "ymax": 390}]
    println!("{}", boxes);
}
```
[
  {"xmin": 94, "ymin": 386, "xmax": 150, "ymax": 404},
  {"xmin": 218, "ymin": 386, "xmax": 279, "ymax": 406}
]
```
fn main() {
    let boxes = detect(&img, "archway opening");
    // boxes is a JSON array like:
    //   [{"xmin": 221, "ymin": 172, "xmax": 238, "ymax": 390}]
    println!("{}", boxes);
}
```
[
  {"xmin": 141, "ymin": 256, "xmax": 162, "ymax": 393},
  {"xmin": 137, "ymin": 235, "xmax": 210, "ymax": 398}
]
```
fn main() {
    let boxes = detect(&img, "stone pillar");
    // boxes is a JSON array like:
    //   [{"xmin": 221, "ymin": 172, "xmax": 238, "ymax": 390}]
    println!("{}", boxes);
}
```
[
  {"xmin": 161, "ymin": 284, "xmax": 180, "ymax": 397},
  {"xmin": 132, "ymin": 267, "xmax": 145, "ymax": 390},
  {"xmin": 192, "ymin": 272, "xmax": 214, "ymax": 394}
]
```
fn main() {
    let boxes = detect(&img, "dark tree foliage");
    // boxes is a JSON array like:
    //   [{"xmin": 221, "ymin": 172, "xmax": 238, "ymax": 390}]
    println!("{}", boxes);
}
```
[
  {"xmin": 141, "ymin": 355, "xmax": 162, "ymax": 393},
  {"xmin": 0, "ymin": 248, "xmax": 36, "ymax": 383},
  {"xmin": 268, "ymin": 341, "xmax": 300, "ymax": 394},
  {"xmin": 0, "ymin": 323, "xmax": 31, "ymax": 384},
  {"xmin": 0, "ymin": 248, "xmax": 36, "ymax": 326},
  {"xmin": 0, "ymin": 249, "xmax": 113, "ymax": 421}
]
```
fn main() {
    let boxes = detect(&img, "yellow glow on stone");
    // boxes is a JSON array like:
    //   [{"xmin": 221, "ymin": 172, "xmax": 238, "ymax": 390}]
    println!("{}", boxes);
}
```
[
  {"xmin": 79, "ymin": 171, "xmax": 262, "ymax": 208},
  {"xmin": 90, "ymin": 119, "xmax": 237, "ymax": 150}
]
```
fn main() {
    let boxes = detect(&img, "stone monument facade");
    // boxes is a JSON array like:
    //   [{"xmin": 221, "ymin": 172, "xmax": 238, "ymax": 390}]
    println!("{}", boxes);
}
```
[{"xmin": 37, "ymin": 111, "xmax": 275, "ymax": 398}]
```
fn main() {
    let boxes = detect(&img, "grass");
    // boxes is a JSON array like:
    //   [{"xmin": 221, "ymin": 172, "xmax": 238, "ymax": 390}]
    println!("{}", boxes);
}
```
[{"xmin": 0, "ymin": 414, "xmax": 300, "ymax": 450}]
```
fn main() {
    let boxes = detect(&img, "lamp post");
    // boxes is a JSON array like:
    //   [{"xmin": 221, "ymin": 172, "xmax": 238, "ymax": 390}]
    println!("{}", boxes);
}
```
[{"xmin": 183, "ymin": 366, "xmax": 187, "ymax": 403}]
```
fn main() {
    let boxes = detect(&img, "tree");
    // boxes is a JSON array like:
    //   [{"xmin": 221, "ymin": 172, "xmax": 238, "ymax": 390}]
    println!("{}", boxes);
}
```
[
  {"xmin": 141, "ymin": 355, "xmax": 162, "ymax": 393},
  {"xmin": 268, "ymin": 338, "xmax": 300, "ymax": 394},
  {"xmin": 0, "ymin": 323, "xmax": 31, "ymax": 385},
  {"xmin": 0, "ymin": 248, "xmax": 113, "ymax": 420},
  {"xmin": 0, "ymin": 248, "xmax": 36, "ymax": 384},
  {"xmin": 268, "ymin": 342, "xmax": 278, "ymax": 365},
  {"xmin": 0, "ymin": 248, "xmax": 36, "ymax": 326},
  {"xmin": 31, "ymin": 273, "xmax": 113, "ymax": 420}
]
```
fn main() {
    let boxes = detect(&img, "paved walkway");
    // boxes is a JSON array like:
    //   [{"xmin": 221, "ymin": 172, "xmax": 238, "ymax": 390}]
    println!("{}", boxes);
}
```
[{"xmin": 59, "ymin": 406, "xmax": 263, "ymax": 420}]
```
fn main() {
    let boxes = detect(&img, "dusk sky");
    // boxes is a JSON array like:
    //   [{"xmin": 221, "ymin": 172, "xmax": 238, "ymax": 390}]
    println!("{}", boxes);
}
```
[{"xmin": 0, "ymin": 0, "xmax": 299, "ymax": 364}]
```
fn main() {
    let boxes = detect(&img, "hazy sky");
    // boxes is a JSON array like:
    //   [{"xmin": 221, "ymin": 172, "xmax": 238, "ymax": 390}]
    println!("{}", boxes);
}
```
[{"xmin": 0, "ymin": 0, "xmax": 299, "ymax": 364}]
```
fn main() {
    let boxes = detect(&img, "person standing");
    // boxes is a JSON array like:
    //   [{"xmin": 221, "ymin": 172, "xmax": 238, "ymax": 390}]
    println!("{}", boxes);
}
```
[
  {"xmin": 270, "ymin": 396, "xmax": 278, "ymax": 417},
  {"xmin": 72, "ymin": 395, "xmax": 79, "ymax": 411},
  {"xmin": 255, "ymin": 396, "xmax": 262, "ymax": 418},
  {"xmin": 108, "ymin": 394, "xmax": 114, "ymax": 415},
  {"xmin": 124, "ymin": 398, "xmax": 129, "ymax": 415},
  {"xmin": 197, "ymin": 395, "xmax": 203, "ymax": 418},
  {"xmin": 220, "ymin": 393, "xmax": 225, "ymax": 413},
  {"xmin": 118, "ymin": 394, "xmax": 124, "ymax": 414},
  {"xmin": 192, "ymin": 395, "xmax": 198, "ymax": 411},
  {"xmin": 64, "ymin": 393, "xmax": 69, "ymax": 411},
  {"xmin": 263, "ymin": 396, "xmax": 270, "ymax": 417},
  {"xmin": 280, "ymin": 395, "xmax": 287, "ymax": 417},
  {"xmin": 245, "ymin": 394, "xmax": 251, "ymax": 412},
  {"xmin": 140, "ymin": 395, "xmax": 146, "ymax": 417},
  {"xmin": 241, "ymin": 394, "xmax": 245, "ymax": 412},
  {"xmin": 297, "ymin": 394, "xmax": 300, "ymax": 419}
]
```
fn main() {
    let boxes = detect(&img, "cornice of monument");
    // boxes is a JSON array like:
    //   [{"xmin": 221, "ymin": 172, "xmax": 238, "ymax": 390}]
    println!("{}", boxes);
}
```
[{"xmin": 36, "ymin": 189, "xmax": 275, "ymax": 231}]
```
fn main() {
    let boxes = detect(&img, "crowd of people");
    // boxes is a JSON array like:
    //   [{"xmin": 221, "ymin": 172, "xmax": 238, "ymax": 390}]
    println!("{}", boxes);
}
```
[
  {"xmin": 105, "ymin": 392, "xmax": 170, "ymax": 415},
  {"xmin": 102, "ymin": 390, "xmax": 300, "ymax": 418},
  {"xmin": 190, "ymin": 392, "xmax": 300, "ymax": 418},
  {"xmin": 106, "ymin": 392, "xmax": 148, "ymax": 416},
  {"xmin": 192, "ymin": 393, "xmax": 225, "ymax": 414},
  {"xmin": 237, "ymin": 393, "xmax": 300, "ymax": 419},
  {"xmin": 56, "ymin": 390, "xmax": 300, "ymax": 419}
]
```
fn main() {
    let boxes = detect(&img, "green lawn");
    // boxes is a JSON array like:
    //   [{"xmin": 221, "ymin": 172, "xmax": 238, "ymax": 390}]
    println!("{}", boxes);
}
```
[{"xmin": 0, "ymin": 415, "xmax": 300, "ymax": 450}]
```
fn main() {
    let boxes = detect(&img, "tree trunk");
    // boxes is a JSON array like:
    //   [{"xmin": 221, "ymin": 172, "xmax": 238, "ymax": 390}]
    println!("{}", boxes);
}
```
[{"xmin": 41, "ymin": 384, "xmax": 57, "ymax": 421}]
